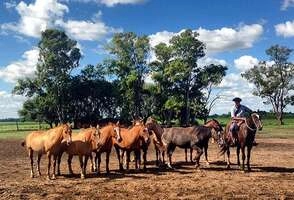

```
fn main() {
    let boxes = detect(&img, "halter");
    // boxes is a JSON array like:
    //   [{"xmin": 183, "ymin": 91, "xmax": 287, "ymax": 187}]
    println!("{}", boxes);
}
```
[{"xmin": 245, "ymin": 114, "xmax": 259, "ymax": 131}]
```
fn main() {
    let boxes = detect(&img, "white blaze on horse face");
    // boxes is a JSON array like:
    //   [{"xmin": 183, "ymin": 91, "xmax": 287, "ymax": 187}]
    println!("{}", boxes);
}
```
[{"xmin": 114, "ymin": 127, "xmax": 121, "ymax": 141}]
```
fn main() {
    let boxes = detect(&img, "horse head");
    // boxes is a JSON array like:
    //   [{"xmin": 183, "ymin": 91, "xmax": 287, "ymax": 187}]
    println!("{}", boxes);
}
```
[
  {"xmin": 63, "ymin": 123, "xmax": 73, "ymax": 145},
  {"xmin": 205, "ymin": 119, "xmax": 224, "ymax": 147},
  {"xmin": 138, "ymin": 125, "xmax": 150, "ymax": 144},
  {"xmin": 113, "ymin": 121, "xmax": 122, "ymax": 142},
  {"xmin": 251, "ymin": 113, "xmax": 263, "ymax": 131}
]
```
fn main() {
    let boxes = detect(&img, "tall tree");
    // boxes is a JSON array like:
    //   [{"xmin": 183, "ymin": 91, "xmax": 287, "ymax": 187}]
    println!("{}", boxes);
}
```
[
  {"xmin": 242, "ymin": 45, "xmax": 294, "ymax": 125},
  {"xmin": 107, "ymin": 32, "xmax": 150, "ymax": 119},
  {"xmin": 13, "ymin": 29, "xmax": 81, "ymax": 123},
  {"xmin": 169, "ymin": 29, "xmax": 205, "ymax": 126}
]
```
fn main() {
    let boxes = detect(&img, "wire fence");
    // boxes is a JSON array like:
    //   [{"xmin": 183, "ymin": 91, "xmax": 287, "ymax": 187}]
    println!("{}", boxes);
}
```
[{"xmin": 0, "ymin": 121, "xmax": 50, "ymax": 133}]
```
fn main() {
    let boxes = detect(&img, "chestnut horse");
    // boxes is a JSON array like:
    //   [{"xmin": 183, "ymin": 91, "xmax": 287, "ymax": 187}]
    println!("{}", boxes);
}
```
[
  {"xmin": 221, "ymin": 113, "xmax": 263, "ymax": 171},
  {"xmin": 57, "ymin": 126, "xmax": 99, "ymax": 179},
  {"xmin": 92, "ymin": 122, "xmax": 121, "ymax": 174},
  {"xmin": 21, "ymin": 124, "xmax": 72, "ymax": 179},
  {"xmin": 113, "ymin": 120, "xmax": 150, "ymax": 171}
]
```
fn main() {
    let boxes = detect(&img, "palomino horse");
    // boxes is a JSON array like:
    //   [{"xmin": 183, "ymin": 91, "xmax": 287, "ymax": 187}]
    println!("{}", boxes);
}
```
[
  {"xmin": 57, "ymin": 126, "xmax": 99, "ymax": 179},
  {"xmin": 92, "ymin": 122, "xmax": 121, "ymax": 174},
  {"xmin": 113, "ymin": 120, "xmax": 150, "ymax": 171},
  {"xmin": 21, "ymin": 124, "xmax": 72, "ymax": 179},
  {"xmin": 221, "ymin": 113, "xmax": 263, "ymax": 171}
]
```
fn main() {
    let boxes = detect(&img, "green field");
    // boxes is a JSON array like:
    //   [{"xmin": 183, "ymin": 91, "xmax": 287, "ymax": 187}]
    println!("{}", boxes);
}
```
[{"xmin": 0, "ymin": 117, "xmax": 293, "ymax": 139}]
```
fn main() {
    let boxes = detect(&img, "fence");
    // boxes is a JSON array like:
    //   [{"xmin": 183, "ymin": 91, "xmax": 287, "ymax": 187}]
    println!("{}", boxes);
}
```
[{"xmin": 0, "ymin": 121, "xmax": 50, "ymax": 133}]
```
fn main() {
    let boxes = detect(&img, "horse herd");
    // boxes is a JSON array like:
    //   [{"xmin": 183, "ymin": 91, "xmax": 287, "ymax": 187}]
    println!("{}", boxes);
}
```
[{"xmin": 21, "ymin": 113, "xmax": 263, "ymax": 180}]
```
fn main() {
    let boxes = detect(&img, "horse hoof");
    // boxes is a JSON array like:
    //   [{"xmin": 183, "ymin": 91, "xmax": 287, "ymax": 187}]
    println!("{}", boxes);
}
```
[
  {"xmin": 46, "ymin": 176, "xmax": 51, "ymax": 180},
  {"xmin": 206, "ymin": 161, "xmax": 210, "ymax": 166},
  {"xmin": 30, "ymin": 174, "xmax": 34, "ymax": 178},
  {"xmin": 81, "ymin": 174, "xmax": 85, "ymax": 179},
  {"xmin": 51, "ymin": 176, "xmax": 56, "ymax": 180},
  {"xmin": 226, "ymin": 165, "xmax": 231, "ymax": 169}
]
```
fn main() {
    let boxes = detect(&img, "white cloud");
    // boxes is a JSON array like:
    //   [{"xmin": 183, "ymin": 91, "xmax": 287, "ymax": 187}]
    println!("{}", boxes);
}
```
[
  {"xmin": 281, "ymin": 0, "xmax": 294, "ymax": 10},
  {"xmin": 234, "ymin": 55, "xmax": 259, "ymax": 72},
  {"xmin": 275, "ymin": 20, "xmax": 294, "ymax": 37},
  {"xmin": 56, "ymin": 18, "xmax": 121, "ymax": 41},
  {"xmin": 0, "ymin": 91, "xmax": 26, "ymax": 119},
  {"xmin": 148, "ymin": 24, "xmax": 263, "ymax": 55},
  {"xmin": 197, "ymin": 24, "xmax": 263, "ymax": 54},
  {"xmin": 4, "ymin": 1, "xmax": 17, "ymax": 9},
  {"xmin": 211, "ymin": 73, "xmax": 271, "ymax": 114},
  {"xmin": 1, "ymin": 0, "xmax": 68, "ymax": 38},
  {"xmin": 0, "ymin": 48, "xmax": 39, "ymax": 83},
  {"xmin": 198, "ymin": 56, "xmax": 227, "ymax": 68},
  {"xmin": 64, "ymin": 0, "xmax": 146, "ymax": 6}
]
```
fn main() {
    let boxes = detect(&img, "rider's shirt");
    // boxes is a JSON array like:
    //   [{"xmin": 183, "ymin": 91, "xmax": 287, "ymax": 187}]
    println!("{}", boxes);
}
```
[{"xmin": 231, "ymin": 104, "xmax": 252, "ymax": 118}]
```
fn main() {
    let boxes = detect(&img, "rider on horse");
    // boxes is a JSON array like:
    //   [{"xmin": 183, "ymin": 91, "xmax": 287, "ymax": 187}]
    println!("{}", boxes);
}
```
[{"xmin": 228, "ymin": 97, "xmax": 257, "ymax": 146}]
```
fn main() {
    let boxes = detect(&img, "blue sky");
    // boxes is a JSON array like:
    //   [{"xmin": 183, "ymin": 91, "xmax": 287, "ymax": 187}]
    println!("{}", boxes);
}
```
[{"xmin": 0, "ymin": 0, "xmax": 294, "ymax": 118}]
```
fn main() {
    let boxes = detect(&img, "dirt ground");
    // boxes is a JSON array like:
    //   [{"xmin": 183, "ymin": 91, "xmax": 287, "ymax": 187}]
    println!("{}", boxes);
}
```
[{"xmin": 0, "ymin": 137, "xmax": 294, "ymax": 200}]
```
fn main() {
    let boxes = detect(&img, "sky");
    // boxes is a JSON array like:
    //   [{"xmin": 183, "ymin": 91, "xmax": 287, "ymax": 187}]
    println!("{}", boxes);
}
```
[{"xmin": 0, "ymin": 0, "xmax": 294, "ymax": 119}]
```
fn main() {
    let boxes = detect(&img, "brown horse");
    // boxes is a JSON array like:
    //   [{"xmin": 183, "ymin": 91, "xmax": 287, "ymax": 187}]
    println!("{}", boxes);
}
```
[
  {"xmin": 146, "ymin": 118, "xmax": 223, "ymax": 168},
  {"xmin": 113, "ymin": 120, "xmax": 150, "ymax": 171},
  {"xmin": 21, "ymin": 124, "xmax": 72, "ymax": 179},
  {"xmin": 92, "ymin": 122, "xmax": 120, "ymax": 174},
  {"xmin": 145, "ymin": 117, "xmax": 165, "ymax": 166},
  {"xmin": 221, "ymin": 113, "xmax": 263, "ymax": 171},
  {"xmin": 184, "ymin": 119, "xmax": 224, "ymax": 163},
  {"xmin": 57, "ymin": 126, "xmax": 99, "ymax": 179}
]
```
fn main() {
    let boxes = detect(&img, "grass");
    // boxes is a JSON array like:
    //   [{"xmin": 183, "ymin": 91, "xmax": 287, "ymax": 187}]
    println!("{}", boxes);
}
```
[{"xmin": 0, "ymin": 117, "xmax": 294, "ymax": 140}]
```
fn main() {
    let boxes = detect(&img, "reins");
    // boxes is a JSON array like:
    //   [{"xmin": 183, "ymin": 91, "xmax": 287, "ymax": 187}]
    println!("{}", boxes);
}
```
[{"xmin": 245, "ymin": 114, "xmax": 259, "ymax": 131}]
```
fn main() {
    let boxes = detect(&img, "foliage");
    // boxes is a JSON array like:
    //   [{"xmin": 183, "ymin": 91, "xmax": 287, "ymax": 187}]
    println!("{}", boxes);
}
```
[{"xmin": 242, "ymin": 45, "xmax": 294, "ymax": 125}]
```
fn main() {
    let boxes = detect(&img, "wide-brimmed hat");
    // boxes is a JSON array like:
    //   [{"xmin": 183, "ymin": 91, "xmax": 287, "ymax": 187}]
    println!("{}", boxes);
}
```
[{"xmin": 232, "ymin": 97, "xmax": 242, "ymax": 102}]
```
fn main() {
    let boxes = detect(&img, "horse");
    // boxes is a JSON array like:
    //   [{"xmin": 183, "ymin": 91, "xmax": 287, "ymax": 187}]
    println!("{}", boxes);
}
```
[
  {"xmin": 92, "ymin": 122, "xmax": 121, "ymax": 174},
  {"xmin": 21, "ymin": 124, "xmax": 72, "ymax": 179},
  {"xmin": 221, "ymin": 113, "xmax": 263, "ymax": 171},
  {"xmin": 113, "ymin": 120, "xmax": 150, "ymax": 171},
  {"xmin": 57, "ymin": 126, "xmax": 99, "ymax": 179},
  {"xmin": 184, "ymin": 119, "xmax": 225, "ymax": 163},
  {"xmin": 162, "ymin": 119, "xmax": 223, "ymax": 169},
  {"xmin": 145, "ymin": 117, "xmax": 165, "ymax": 166}
]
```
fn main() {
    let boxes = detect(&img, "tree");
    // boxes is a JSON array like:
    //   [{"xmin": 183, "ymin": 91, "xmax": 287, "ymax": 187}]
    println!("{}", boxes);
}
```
[
  {"xmin": 169, "ymin": 29, "xmax": 206, "ymax": 126},
  {"xmin": 13, "ymin": 29, "xmax": 81, "ymax": 123},
  {"xmin": 242, "ymin": 45, "xmax": 294, "ymax": 125},
  {"xmin": 106, "ymin": 32, "xmax": 150, "ymax": 119}
]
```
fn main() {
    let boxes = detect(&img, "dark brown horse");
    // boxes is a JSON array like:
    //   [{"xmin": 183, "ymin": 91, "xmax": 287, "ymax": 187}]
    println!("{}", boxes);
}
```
[
  {"xmin": 221, "ymin": 113, "xmax": 263, "ymax": 171},
  {"xmin": 146, "ymin": 118, "xmax": 223, "ymax": 168},
  {"xmin": 21, "ymin": 124, "xmax": 72, "ymax": 179}
]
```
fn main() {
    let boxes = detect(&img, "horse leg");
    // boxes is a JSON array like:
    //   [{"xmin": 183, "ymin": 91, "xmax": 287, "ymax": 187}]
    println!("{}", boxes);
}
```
[
  {"xmin": 134, "ymin": 150, "xmax": 140, "ymax": 170},
  {"xmin": 47, "ymin": 153, "xmax": 52, "ymax": 180},
  {"xmin": 185, "ymin": 148, "xmax": 188, "ymax": 162},
  {"xmin": 115, "ymin": 146, "xmax": 123, "ymax": 171},
  {"xmin": 237, "ymin": 146, "xmax": 241, "ymax": 167},
  {"xmin": 52, "ymin": 154, "xmax": 57, "ymax": 180},
  {"xmin": 204, "ymin": 144, "xmax": 210, "ymax": 165},
  {"xmin": 167, "ymin": 144, "xmax": 176, "ymax": 169},
  {"xmin": 106, "ymin": 151, "xmax": 110, "ymax": 174},
  {"xmin": 68, "ymin": 155, "xmax": 74, "ymax": 175},
  {"xmin": 28, "ymin": 148, "xmax": 34, "ymax": 178},
  {"xmin": 89, "ymin": 153, "xmax": 95, "ymax": 172},
  {"xmin": 37, "ymin": 152, "xmax": 42, "ymax": 176},
  {"xmin": 190, "ymin": 148, "xmax": 193, "ymax": 163},
  {"xmin": 226, "ymin": 147, "xmax": 231, "ymax": 169},
  {"xmin": 79, "ymin": 155, "xmax": 85, "ymax": 179},
  {"xmin": 83, "ymin": 155, "xmax": 89, "ymax": 179},
  {"xmin": 97, "ymin": 152, "xmax": 101, "ymax": 174},
  {"xmin": 126, "ymin": 151, "xmax": 130, "ymax": 170},
  {"xmin": 57, "ymin": 153, "xmax": 62, "ymax": 176},
  {"xmin": 241, "ymin": 147, "xmax": 246, "ymax": 171},
  {"xmin": 155, "ymin": 146, "xmax": 159, "ymax": 166},
  {"xmin": 191, "ymin": 145, "xmax": 203, "ymax": 169},
  {"xmin": 142, "ymin": 148, "xmax": 147, "ymax": 171},
  {"xmin": 247, "ymin": 146, "xmax": 252, "ymax": 171}
]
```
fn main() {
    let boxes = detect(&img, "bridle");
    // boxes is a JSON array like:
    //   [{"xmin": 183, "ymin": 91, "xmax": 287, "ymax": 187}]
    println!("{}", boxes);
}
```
[{"xmin": 245, "ymin": 114, "xmax": 260, "ymax": 131}]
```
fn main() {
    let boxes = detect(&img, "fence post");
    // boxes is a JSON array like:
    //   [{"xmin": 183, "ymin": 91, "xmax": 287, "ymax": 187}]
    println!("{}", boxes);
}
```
[{"xmin": 16, "ymin": 121, "xmax": 19, "ymax": 131}]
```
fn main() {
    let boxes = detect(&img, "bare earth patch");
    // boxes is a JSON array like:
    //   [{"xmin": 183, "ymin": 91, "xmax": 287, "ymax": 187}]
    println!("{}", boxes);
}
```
[{"xmin": 0, "ymin": 137, "xmax": 294, "ymax": 199}]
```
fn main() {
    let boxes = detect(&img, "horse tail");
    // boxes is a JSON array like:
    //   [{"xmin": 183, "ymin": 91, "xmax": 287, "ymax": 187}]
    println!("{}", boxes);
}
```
[{"xmin": 21, "ymin": 141, "xmax": 25, "ymax": 147}]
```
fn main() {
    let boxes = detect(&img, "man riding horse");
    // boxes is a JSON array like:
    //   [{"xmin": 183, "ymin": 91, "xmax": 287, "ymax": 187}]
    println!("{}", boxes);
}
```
[{"xmin": 228, "ymin": 97, "xmax": 257, "ymax": 146}]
